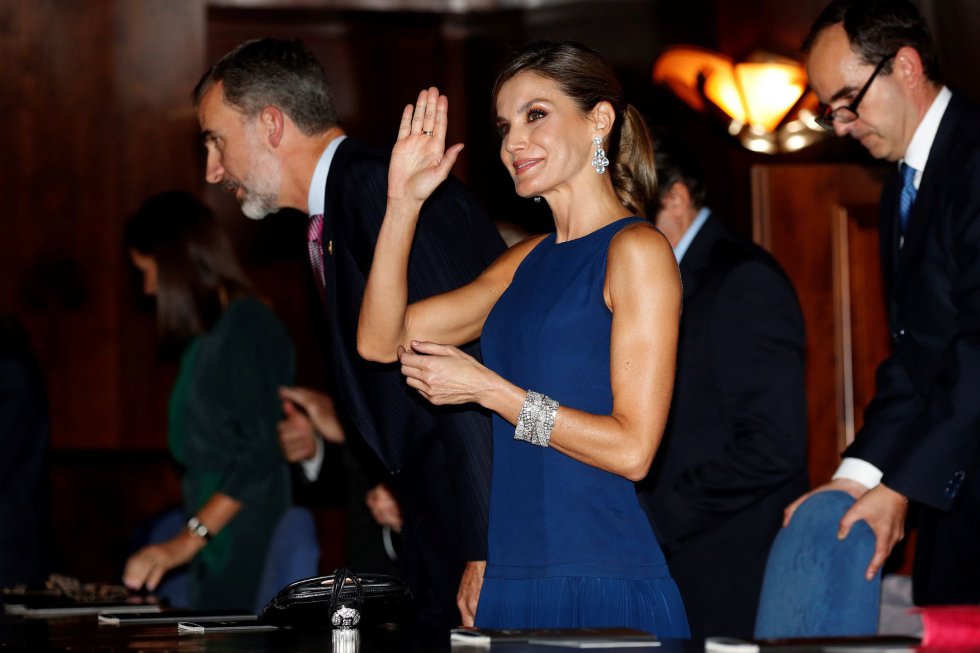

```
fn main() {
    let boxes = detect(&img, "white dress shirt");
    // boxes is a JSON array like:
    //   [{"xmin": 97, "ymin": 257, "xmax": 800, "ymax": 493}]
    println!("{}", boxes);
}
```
[
  {"xmin": 299, "ymin": 134, "xmax": 347, "ymax": 482},
  {"xmin": 673, "ymin": 207, "xmax": 712, "ymax": 263},
  {"xmin": 833, "ymin": 86, "xmax": 952, "ymax": 490}
]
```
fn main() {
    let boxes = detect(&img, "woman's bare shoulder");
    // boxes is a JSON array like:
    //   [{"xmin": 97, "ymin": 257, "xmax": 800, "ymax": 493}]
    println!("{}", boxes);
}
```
[{"xmin": 608, "ymin": 220, "xmax": 674, "ymax": 262}]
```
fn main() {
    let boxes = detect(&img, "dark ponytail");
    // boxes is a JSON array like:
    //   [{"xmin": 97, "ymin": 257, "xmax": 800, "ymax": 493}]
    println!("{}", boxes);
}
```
[{"xmin": 613, "ymin": 105, "xmax": 657, "ymax": 217}]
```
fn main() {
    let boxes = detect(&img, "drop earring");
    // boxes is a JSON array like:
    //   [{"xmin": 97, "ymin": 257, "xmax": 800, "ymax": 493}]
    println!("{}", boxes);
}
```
[{"xmin": 592, "ymin": 137, "xmax": 609, "ymax": 175}]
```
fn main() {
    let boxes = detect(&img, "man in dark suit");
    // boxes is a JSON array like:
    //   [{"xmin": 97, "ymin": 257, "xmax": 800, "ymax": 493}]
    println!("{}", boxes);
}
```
[
  {"xmin": 276, "ymin": 384, "xmax": 402, "ymax": 578},
  {"xmin": 193, "ymin": 38, "xmax": 506, "ymax": 626},
  {"xmin": 638, "ymin": 141, "xmax": 808, "ymax": 638},
  {"xmin": 786, "ymin": 0, "xmax": 980, "ymax": 605},
  {"xmin": 0, "ymin": 313, "xmax": 50, "ymax": 587}
]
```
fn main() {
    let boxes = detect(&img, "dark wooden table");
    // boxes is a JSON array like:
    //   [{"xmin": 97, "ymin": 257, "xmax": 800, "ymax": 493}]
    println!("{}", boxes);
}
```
[
  {"xmin": 0, "ymin": 613, "xmax": 923, "ymax": 653},
  {"xmin": 0, "ymin": 615, "xmax": 679, "ymax": 653}
]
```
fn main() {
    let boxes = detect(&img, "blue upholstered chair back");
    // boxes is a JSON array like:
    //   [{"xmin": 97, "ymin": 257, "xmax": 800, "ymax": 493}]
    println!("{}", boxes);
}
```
[
  {"xmin": 253, "ymin": 506, "xmax": 321, "ymax": 613},
  {"xmin": 135, "ymin": 506, "xmax": 192, "ymax": 608},
  {"xmin": 754, "ymin": 490, "xmax": 881, "ymax": 638}
]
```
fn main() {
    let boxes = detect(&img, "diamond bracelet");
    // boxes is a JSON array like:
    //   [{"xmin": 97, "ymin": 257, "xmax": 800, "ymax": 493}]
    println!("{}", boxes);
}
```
[{"xmin": 514, "ymin": 390, "xmax": 559, "ymax": 447}]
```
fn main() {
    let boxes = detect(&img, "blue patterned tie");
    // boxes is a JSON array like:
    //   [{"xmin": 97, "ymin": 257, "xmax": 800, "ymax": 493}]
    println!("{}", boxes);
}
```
[
  {"xmin": 308, "ymin": 213, "xmax": 325, "ymax": 288},
  {"xmin": 899, "ymin": 162, "xmax": 917, "ymax": 234}
]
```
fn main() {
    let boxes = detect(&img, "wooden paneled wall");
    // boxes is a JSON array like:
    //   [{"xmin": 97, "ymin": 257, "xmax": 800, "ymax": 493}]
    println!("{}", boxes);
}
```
[
  {"xmin": 1, "ymin": 0, "xmax": 206, "ymax": 451},
  {"xmin": 751, "ymin": 164, "xmax": 889, "ymax": 484},
  {"xmin": 1, "ymin": 0, "xmax": 206, "ymax": 580},
  {"xmin": 751, "ymin": 163, "xmax": 920, "ymax": 572},
  {"xmin": 3, "ymin": 0, "xmax": 980, "ymax": 583}
]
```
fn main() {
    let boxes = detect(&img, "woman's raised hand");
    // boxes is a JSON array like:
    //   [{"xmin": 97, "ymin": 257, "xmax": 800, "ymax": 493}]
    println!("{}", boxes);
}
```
[{"xmin": 387, "ymin": 87, "xmax": 463, "ymax": 205}]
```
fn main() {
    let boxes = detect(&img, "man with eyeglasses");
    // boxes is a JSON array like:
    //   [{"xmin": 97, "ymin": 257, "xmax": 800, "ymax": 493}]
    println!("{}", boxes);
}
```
[{"xmin": 784, "ymin": 0, "xmax": 980, "ymax": 606}]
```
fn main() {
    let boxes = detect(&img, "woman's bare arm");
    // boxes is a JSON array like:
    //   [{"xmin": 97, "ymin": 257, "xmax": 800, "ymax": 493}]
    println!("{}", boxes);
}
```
[
  {"xmin": 357, "ymin": 87, "xmax": 540, "ymax": 362},
  {"xmin": 123, "ymin": 493, "xmax": 242, "ymax": 591},
  {"xmin": 398, "ymin": 222, "xmax": 681, "ymax": 480}
]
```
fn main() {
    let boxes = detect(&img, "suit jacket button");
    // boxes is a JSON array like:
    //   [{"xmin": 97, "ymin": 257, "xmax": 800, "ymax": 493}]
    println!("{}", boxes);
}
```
[{"xmin": 945, "ymin": 472, "xmax": 965, "ymax": 498}]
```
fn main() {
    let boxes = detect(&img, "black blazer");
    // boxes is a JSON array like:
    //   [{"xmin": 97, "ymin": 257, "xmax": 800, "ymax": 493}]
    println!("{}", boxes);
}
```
[
  {"xmin": 0, "ymin": 315, "xmax": 50, "ymax": 586},
  {"xmin": 639, "ymin": 216, "xmax": 809, "ymax": 638},
  {"xmin": 316, "ymin": 137, "xmax": 506, "ymax": 562},
  {"xmin": 846, "ymin": 92, "xmax": 980, "ymax": 511}
]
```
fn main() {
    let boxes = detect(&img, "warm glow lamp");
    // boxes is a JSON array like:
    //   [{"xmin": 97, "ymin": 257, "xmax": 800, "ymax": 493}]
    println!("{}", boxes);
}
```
[{"xmin": 653, "ymin": 45, "xmax": 824, "ymax": 153}]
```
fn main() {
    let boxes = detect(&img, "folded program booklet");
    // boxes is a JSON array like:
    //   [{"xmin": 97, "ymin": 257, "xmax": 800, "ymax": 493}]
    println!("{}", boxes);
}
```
[
  {"xmin": 99, "ymin": 610, "xmax": 256, "ymax": 626},
  {"xmin": 177, "ymin": 619, "xmax": 279, "ymax": 634},
  {"xmin": 4, "ymin": 600, "xmax": 161, "ymax": 618},
  {"xmin": 450, "ymin": 627, "xmax": 659, "ymax": 647}
]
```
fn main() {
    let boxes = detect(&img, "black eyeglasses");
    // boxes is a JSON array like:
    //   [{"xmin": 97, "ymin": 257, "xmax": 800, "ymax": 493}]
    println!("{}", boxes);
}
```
[{"xmin": 815, "ymin": 53, "xmax": 897, "ymax": 131}]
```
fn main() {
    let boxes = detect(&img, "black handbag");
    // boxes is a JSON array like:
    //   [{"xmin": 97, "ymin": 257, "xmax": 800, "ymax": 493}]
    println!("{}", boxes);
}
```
[{"xmin": 260, "ymin": 567, "xmax": 413, "ymax": 629}]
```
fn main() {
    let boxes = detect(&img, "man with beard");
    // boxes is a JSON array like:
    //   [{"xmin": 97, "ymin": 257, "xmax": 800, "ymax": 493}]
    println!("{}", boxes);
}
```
[{"xmin": 193, "ymin": 38, "xmax": 505, "ymax": 626}]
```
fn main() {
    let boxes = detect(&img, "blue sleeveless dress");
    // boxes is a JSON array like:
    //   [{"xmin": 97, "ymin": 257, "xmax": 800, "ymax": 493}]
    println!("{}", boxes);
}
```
[{"xmin": 475, "ymin": 217, "xmax": 690, "ymax": 637}]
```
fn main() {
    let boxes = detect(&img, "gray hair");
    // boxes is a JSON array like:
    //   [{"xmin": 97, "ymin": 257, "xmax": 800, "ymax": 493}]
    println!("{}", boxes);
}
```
[{"xmin": 193, "ymin": 38, "xmax": 338, "ymax": 135}]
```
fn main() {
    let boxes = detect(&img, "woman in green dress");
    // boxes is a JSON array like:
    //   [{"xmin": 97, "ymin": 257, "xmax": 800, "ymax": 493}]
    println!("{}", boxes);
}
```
[{"xmin": 122, "ymin": 191, "xmax": 295, "ymax": 611}]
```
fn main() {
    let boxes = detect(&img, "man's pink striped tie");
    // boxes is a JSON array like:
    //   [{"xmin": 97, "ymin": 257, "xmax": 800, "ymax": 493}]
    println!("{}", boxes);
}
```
[{"xmin": 308, "ymin": 213, "xmax": 325, "ymax": 288}]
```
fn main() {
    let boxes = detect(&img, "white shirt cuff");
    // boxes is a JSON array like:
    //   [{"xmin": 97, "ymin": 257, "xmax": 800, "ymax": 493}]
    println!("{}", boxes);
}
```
[
  {"xmin": 299, "ymin": 436, "xmax": 325, "ymax": 482},
  {"xmin": 832, "ymin": 457, "xmax": 883, "ymax": 489}
]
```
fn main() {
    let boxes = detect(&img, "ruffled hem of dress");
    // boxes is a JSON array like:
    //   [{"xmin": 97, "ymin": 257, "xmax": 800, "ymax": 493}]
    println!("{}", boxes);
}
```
[{"xmin": 475, "ymin": 574, "xmax": 690, "ymax": 638}]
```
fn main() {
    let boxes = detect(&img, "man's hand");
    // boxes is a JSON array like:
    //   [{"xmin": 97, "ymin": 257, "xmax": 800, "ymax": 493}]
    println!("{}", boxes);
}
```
[
  {"xmin": 366, "ymin": 483, "xmax": 403, "ymax": 532},
  {"xmin": 277, "ymin": 387, "xmax": 345, "ymax": 464},
  {"xmin": 784, "ymin": 477, "xmax": 908, "ymax": 582},
  {"xmin": 840, "ymin": 483, "xmax": 908, "ymax": 580},
  {"xmin": 277, "ymin": 400, "xmax": 318, "ymax": 463},
  {"xmin": 456, "ymin": 560, "xmax": 485, "ymax": 627},
  {"xmin": 280, "ymin": 387, "xmax": 345, "ymax": 444},
  {"xmin": 783, "ymin": 477, "xmax": 868, "ymax": 526}
]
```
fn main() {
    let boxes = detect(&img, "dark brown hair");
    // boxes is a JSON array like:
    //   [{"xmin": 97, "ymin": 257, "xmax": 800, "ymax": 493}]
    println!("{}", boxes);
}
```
[
  {"xmin": 124, "ymin": 191, "xmax": 253, "ymax": 351},
  {"xmin": 653, "ymin": 135, "xmax": 708, "ymax": 211},
  {"xmin": 491, "ymin": 41, "xmax": 657, "ymax": 217},
  {"xmin": 802, "ymin": 0, "xmax": 940, "ymax": 82}
]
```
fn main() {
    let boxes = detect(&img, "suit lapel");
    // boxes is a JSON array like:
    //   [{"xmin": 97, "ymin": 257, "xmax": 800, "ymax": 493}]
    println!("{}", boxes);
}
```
[
  {"xmin": 894, "ymin": 94, "xmax": 962, "ymax": 290},
  {"xmin": 678, "ymin": 215, "xmax": 724, "ymax": 300},
  {"xmin": 319, "ymin": 139, "xmax": 354, "ymax": 314}
]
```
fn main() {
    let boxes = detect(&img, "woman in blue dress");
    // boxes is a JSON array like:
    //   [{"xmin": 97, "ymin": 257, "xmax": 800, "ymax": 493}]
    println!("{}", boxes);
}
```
[{"xmin": 358, "ymin": 42, "xmax": 688, "ymax": 637}]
